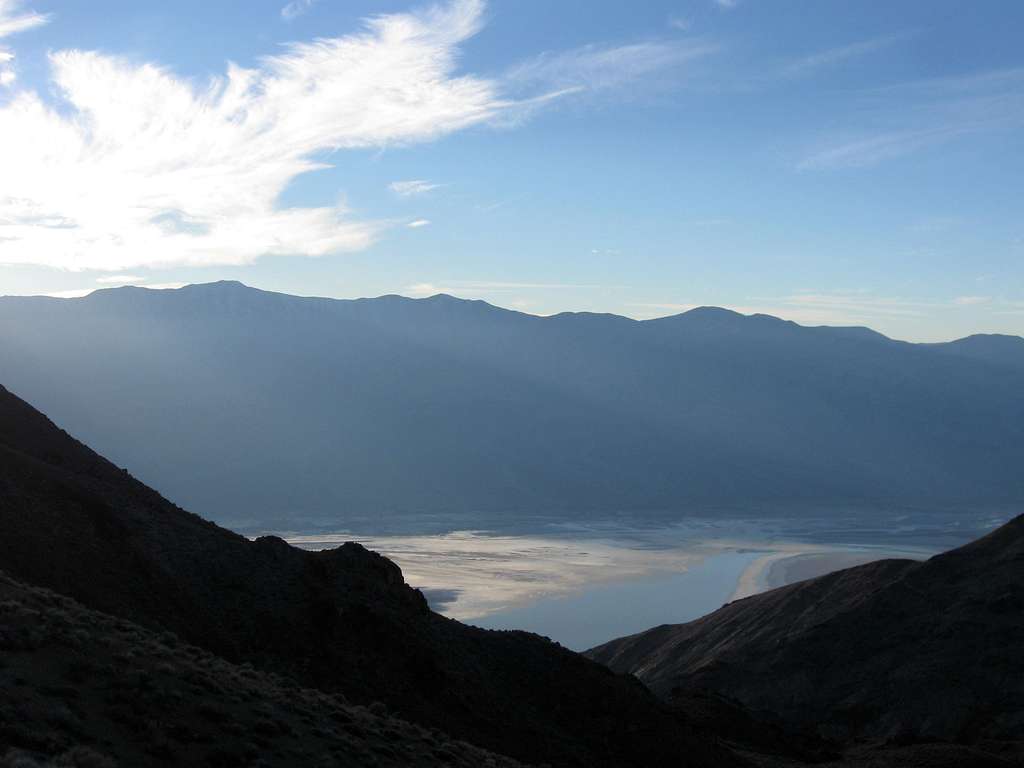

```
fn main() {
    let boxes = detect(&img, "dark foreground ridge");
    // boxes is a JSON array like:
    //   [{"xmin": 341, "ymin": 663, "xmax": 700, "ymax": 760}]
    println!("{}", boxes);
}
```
[
  {"xmin": 0, "ymin": 570, "xmax": 522, "ymax": 768},
  {"xmin": 589, "ymin": 514, "xmax": 1024, "ymax": 763},
  {"xmin": 0, "ymin": 383, "xmax": 736, "ymax": 768}
]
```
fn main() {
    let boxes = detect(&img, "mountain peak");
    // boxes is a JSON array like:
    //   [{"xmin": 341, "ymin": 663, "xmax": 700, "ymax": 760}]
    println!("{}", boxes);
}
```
[
  {"xmin": 179, "ymin": 280, "xmax": 252, "ymax": 292},
  {"xmin": 683, "ymin": 305, "xmax": 744, "ymax": 318}
]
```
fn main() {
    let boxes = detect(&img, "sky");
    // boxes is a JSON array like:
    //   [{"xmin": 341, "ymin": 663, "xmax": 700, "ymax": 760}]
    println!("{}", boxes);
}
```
[{"xmin": 0, "ymin": 0, "xmax": 1022, "ymax": 342}]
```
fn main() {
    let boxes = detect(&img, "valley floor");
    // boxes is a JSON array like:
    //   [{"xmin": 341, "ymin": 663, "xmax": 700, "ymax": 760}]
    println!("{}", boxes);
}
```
[{"xmin": 276, "ymin": 508, "xmax": 1005, "ymax": 650}]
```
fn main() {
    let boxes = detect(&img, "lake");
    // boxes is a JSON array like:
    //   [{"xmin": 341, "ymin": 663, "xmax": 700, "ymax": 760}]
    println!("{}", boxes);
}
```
[{"xmin": 280, "ymin": 509, "xmax": 1009, "ymax": 651}]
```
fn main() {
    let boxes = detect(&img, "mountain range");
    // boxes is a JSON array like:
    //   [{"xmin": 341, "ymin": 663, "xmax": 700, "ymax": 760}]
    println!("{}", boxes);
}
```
[{"xmin": 1, "ymin": 281, "xmax": 1022, "ymax": 528}]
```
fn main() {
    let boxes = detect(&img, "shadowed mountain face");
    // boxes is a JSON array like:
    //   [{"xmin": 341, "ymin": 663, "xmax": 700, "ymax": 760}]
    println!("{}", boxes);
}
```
[
  {"xmin": 588, "ymin": 514, "xmax": 1024, "ymax": 747},
  {"xmin": 0, "ymin": 383, "xmax": 737, "ymax": 768},
  {"xmin": 0, "ymin": 571, "xmax": 524, "ymax": 768},
  {"xmin": 1, "ymin": 282, "xmax": 1023, "ymax": 526}
]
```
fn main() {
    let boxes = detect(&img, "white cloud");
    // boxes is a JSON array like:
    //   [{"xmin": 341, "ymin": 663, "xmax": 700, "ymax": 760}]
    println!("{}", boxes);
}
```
[
  {"xmin": 713, "ymin": 0, "xmax": 738, "ymax": 9},
  {"xmin": 668, "ymin": 17, "xmax": 691, "ymax": 32},
  {"xmin": 953, "ymin": 295, "xmax": 991, "ymax": 306},
  {"xmin": 44, "ymin": 279, "xmax": 185, "ymax": 298},
  {"xmin": 0, "ymin": 0, "xmax": 46, "ymax": 37},
  {"xmin": 141, "ymin": 281, "xmax": 188, "ymax": 291},
  {"xmin": 390, "ymin": 180, "xmax": 442, "ymax": 197},
  {"xmin": 407, "ymin": 219, "xmax": 431, "ymax": 228},
  {"xmin": 0, "ymin": 0, "xmax": 49, "ymax": 87},
  {"xmin": 0, "ymin": 0, "xmax": 520, "ymax": 271},
  {"xmin": 43, "ymin": 288, "xmax": 95, "ymax": 298},
  {"xmin": 0, "ymin": 0, "xmax": 714, "ymax": 272},
  {"xmin": 281, "ymin": 0, "xmax": 317, "ymax": 21},
  {"xmin": 95, "ymin": 274, "xmax": 146, "ymax": 284}
]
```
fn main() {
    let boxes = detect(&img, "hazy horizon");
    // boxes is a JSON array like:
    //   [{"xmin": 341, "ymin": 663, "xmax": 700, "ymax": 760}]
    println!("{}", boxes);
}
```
[{"xmin": 5, "ymin": 279, "xmax": 1024, "ymax": 345}]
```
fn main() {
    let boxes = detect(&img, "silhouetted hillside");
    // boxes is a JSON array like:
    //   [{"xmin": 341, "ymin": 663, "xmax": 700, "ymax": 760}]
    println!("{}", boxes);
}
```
[
  {"xmin": 0, "ymin": 383, "xmax": 737, "ymax": 768},
  {"xmin": 1, "ymin": 282, "xmax": 1021, "ymax": 525},
  {"xmin": 589, "ymin": 514, "xmax": 1024, "ymax": 753},
  {"xmin": 0, "ymin": 570, "xmax": 522, "ymax": 768}
]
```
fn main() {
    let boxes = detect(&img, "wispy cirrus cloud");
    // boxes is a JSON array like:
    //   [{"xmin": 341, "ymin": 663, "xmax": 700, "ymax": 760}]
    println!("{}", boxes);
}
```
[
  {"xmin": 0, "ymin": 0, "xmax": 702, "ymax": 272},
  {"xmin": 799, "ymin": 68, "xmax": 1024, "ymax": 169},
  {"xmin": 0, "ymin": 0, "xmax": 509, "ymax": 270},
  {"xmin": 281, "ymin": 0, "xmax": 317, "ymax": 22},
  {"xmin": 407, "ymin": 219, "xmax": 431, "ymax": 228},
  {"xmin": 390, "ymin": 179, "xmax": 442, "ymax": 197},
  {"xmin": 782, "ymin": 33, "xmax": 909, "ymax": 77},
  {"xmin": 0, "ymin": 0, "xmax": 49, "ymax": 87},
  {"xmin": 505, "ymin": 39, "xmax": 718, "ymax": 95}
]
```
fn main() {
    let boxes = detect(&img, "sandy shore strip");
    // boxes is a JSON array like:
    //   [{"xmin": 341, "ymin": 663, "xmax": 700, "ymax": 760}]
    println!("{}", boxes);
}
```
[
  {"xmin": 730, "ymin": 546, "xmax": 933, "ymax": 601},
  {"xmin": 729, "ymin": 548, "xmax": 820, "ymax": 600}
]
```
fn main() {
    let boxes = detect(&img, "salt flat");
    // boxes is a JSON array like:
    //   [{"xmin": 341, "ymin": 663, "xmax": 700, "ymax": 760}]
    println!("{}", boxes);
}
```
[{"xmin": 282, "ymin": 511, "xmax": 999, "ymax": 649}]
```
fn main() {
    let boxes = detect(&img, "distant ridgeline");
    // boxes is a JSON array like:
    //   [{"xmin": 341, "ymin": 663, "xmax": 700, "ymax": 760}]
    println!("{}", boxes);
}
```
[{"xmin": 1, "ymin": 281, "xmax": 1022, "ymax": 526}]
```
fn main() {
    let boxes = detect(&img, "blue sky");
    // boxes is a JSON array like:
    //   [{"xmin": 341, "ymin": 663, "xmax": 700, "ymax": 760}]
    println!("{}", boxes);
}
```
[{"xmin": 0, "ymin": 0, "xmax": 1022, "ymax": 341}]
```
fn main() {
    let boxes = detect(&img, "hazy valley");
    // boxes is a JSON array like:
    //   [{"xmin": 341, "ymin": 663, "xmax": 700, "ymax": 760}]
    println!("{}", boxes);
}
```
[{"xmin": 1, "ymin": 282, "xmax": 1021, "ymax": 529}]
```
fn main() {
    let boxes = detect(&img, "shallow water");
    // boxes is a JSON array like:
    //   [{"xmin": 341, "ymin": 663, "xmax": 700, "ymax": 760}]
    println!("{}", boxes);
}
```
[
  {"xmin": 468, "ymin": 550, "xmax": 764, "ymax": 651},
  {"xmin": 280, "ymin": 509, "xmax": 1010, "ymax": 650}
]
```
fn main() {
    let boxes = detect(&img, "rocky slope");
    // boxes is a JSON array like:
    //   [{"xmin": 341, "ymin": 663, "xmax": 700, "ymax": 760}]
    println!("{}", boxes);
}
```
[
  {"xmin": 589, "ymin": 515, "xmax": 1024, "ymax": 751},
  {"xmin": 0, "ymin": 383, "xmax": 736, "ymax": 768},
  {"xmin": 0, "ymin": 570, "xmax": 522, "ymax": 768}
]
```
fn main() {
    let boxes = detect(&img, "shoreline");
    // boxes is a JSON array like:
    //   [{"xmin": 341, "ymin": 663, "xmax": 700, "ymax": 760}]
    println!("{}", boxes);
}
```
[{"xmin": 730, "ymin": 546, "xmax": 933, "ymax": 602}]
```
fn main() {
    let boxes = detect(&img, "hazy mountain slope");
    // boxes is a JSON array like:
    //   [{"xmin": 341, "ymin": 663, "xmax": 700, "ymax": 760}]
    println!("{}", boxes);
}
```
[
  {"xmin": 0, "ymin": 383, "xmax": 737, "ymax": 768},
  {"xmin": 0, "ymin": 570, "xmax": 523, "ymax": 768},
  {"xmin": 928, "ymin": 333, "xmax": 1024, "ymax": 372},
  {"xmin": 1, "ymin": 282, "xmax": 1022, "ymax": 525},
  {"xmin": 588, "ymin": 514, "xmax": 1024, "ymax": 745}
]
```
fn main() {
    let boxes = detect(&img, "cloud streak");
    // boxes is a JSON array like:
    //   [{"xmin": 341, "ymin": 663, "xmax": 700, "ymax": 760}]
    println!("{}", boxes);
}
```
[
  {"xmin": 390, "ymin": 179, "xmax": 442, "ymax": 197},
  {"xmin": 799, "ymin": 68, "xmax": 1024, "ymax": 169},
  {"xmin": 281, "ymin": 0, "xmax": 317, "ymax": 21},
  {"xmin": 505, "ymin": 39, "xmax": 717, "ymax": 94},
  {"xmin": 0, "ymin": 0, "xmax": 49, "ymax": 87},
  {"xmin": 782, "ymin": 33, "xmax": 909, "ymax": 77}
]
